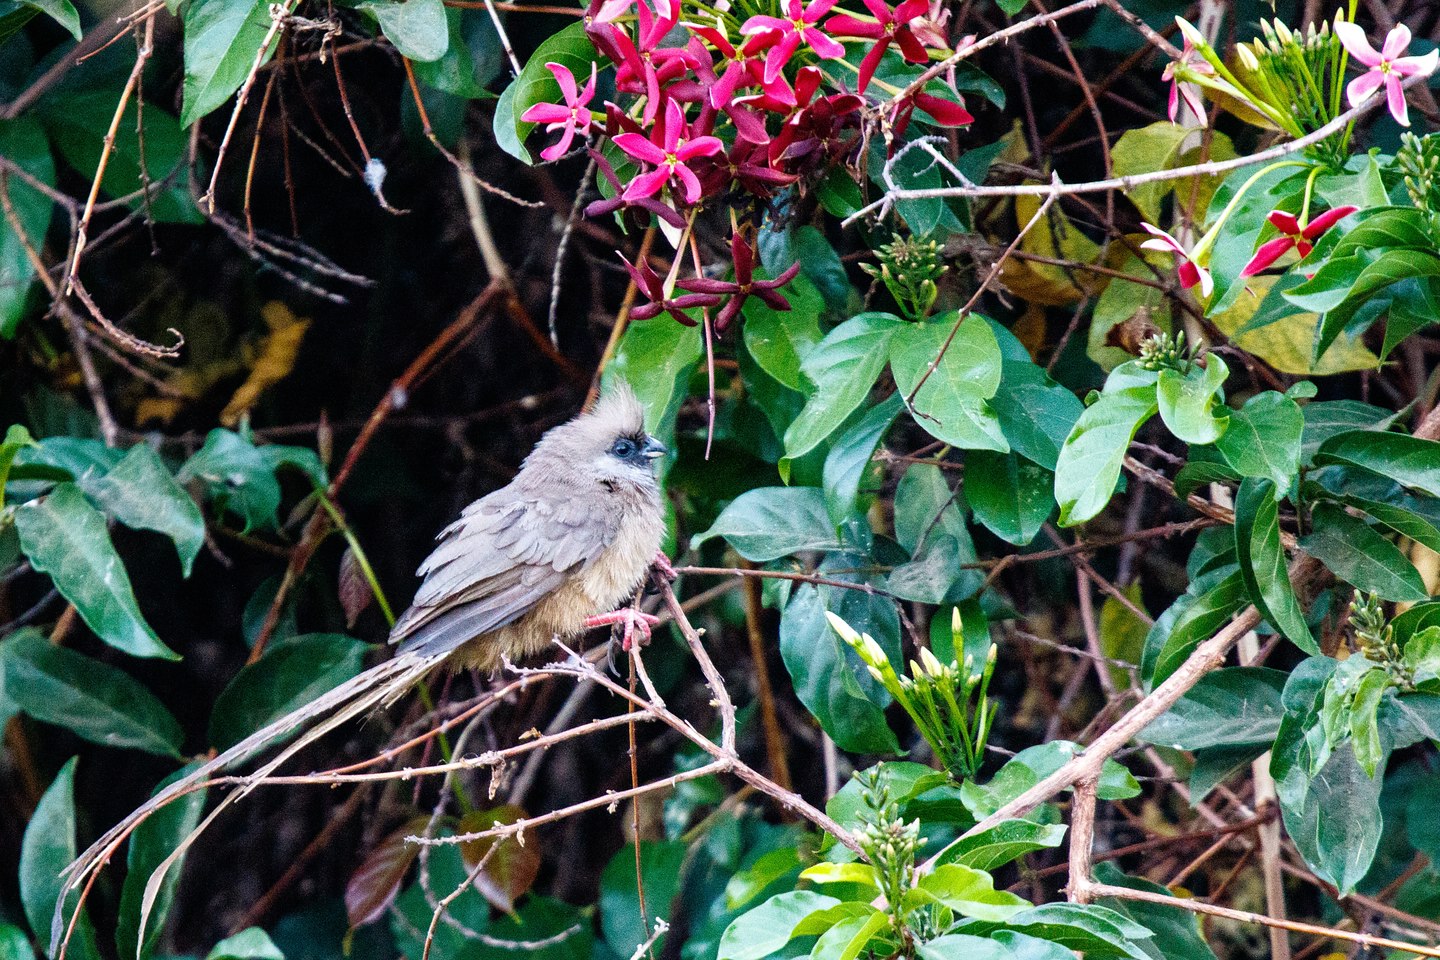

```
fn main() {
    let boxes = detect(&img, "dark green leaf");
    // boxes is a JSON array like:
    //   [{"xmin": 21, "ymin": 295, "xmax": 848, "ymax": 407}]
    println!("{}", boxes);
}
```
[
  {"xmin": 1092, "ymin": 863, "xmax": 1217, "ymax": 960},
  {"xmin": 600, "ymin": 841, "xmax": 686, "ymax": 957},
  {"xmin": 822, "ymin": 393, "xmax": 902, "ymax": 526},
  {"xmin": 1282, "ymin": 741, "xmax": 1383, "ymax": 895},
  {"xmin": 18, "ymin": 0, "xmax": 77, "ymax": 36},
  {"xmin": 1141, "ymin": 569, "xmax": 1248, "ymax": 686},
  {"xmin": 492, "ymin": 22, "xmax": 598, "ymax": 162},
  {"xmin": 742, "ymin": 274, "xmax": 825, "ymax": 392},
  {"xmin": 758, "ymin": 226, "xmax": 853, "ymax": 317},
  {"xmin": 360, "ymin": 0, "xmax": 448, "ymax": 61},
  {"xmin": 784, "ymin": 313, "xmax": 899, "ymax": 465},
  {"xmin": 20, "ymin": 758, "xmax": 99, "ymax": 959},
  {"xmin": 1301, "ymin": 400, "xmax": 1397, "ymax": 464},
  {"xmin": 206, "ymin": 928, "xmax": 284, "ymax": 960},
  {"xmin": 0, "ymin": 629, "xmax": 183, "ymax": 756},
  {"xmin": 179, "ymin": 429, "xmax": 281, "ymax": 533},
  {"xmin": 1291, "ymin": 248, "xmax": 1440, "ymax": 359},
  {"xmin": 955, "ymin": 903, "xmax": 1154, "ymax": 959},
  {"xmin": 0, "ymin": 925, "xmax": 35, "ymax": 960},
  {"xmin": 117, "ymin": 765, "xmax": 209, "ymax": 960},
  {"xmin": 718, "ymin": 892, "xmax": 841, "ymax": 960},
  {"xmin": 81, "ymin": 445, "xmax": 204, "ymax": 577},
  {"xmin": 1234, "ymin": 477, "xmax": 1314, "ymax": 651},
  {"xmin": 1216, "ymin": 391, "xmax": 1302, "ymax": 492},
  {"xmin": 961, "ymin": 742, "xmax": 1138, "ymax": 820},
  {"xmin": 692, "ymin": 487, "xmax": 840, "ymax": 562},
  {"xmin": 181, "ymin": 0, "xmax": 275, "ymax": 126},
  {"xmin": 1054, "ymin": 382, "xmax": 1157, "ymax": 527},
  {"xmin": 209, "ymin": 633, "xmax": 368, "ymax": 750},
  {"xmin": 1172, "ymin": 460, "xmax": 1240, "ymax": 501},
  {"xmin": 1140, "ymin": 667, "xmax": 1286, "ymax": 750},
  {"xmin": 780, "ymin": 584, "xmax": 900, "ymax": 754},
  {"xmin": 0, "ymin": 118, "xmax": 55, "ymax": 338},
  {"xmin": 988, "ymin": 359, "xmax": 1083, "ymax": 470},
  {"xmin": 937, "ymin": 820, "xmax": 1068, "ymax": 872},
  {"xmin": 15, "ymin": 483, "xmax": 177, "ymax": 659},
  {"xmin": 965, "ymin": 450, "xmax": 1052, "ymax": 546},
  {"xmin": 890, "ymin": 314, "xmax": 1008, "ymax": 452},
  {"xmin": 1314, "ymin": 430, "xmax": 1440, "ymax": 498},
  {"xmin": 1300, "ymin": 502, "xmax": 1427, "ymax": 602}
]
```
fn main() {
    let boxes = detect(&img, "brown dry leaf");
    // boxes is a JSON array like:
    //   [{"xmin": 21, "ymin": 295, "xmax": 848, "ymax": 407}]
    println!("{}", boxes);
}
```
[
  {"xmin": 338, "ymin": 546, "xmax": 373, "ymax": 629},
  {"xmin": 1011, "ymin": 304, "xmax": 1048, "ymax": 359},
  {"xmin": 220, "ymin": 301, "xmax": 311, "ymax": 426},
  {"xmin": 345, "ymin": 815, "xmax": 435, "ymax": 928},
  {"xmin": 1209, "ymin": 276, "xmax": 1378, "ymax": 375},
  {"xmin": 458, "ymin": 805, "xmax": 541, "ymax": 913}
]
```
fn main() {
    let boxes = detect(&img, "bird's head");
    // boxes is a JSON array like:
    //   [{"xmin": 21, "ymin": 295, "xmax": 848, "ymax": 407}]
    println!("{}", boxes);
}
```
[{"xmin": 531, "ymin": 382, "xmax": 666, "ymax": 491}]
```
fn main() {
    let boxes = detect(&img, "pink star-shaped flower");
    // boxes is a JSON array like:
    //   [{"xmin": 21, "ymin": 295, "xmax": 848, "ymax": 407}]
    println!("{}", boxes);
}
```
[
  {"xmin": 613, "ymin": 99, "xmax": 724, "ymax": 204},
  {"xmin": 1335, "ymin": 21, "xmax": 1439, "ymax": 127},
  {"xmin": 826, "ymin": 0, "xmax": 929, "ymax": 92},
  {"xmin": 740, "ymin": 0, "xmax": 845, "ymax": 84},
  {"xmin": 519, "ymin": 63, "xmax": 597, "ymax": 161},
  {"xmin": 1240, "ymin": 206, "xmax": 1358, "ymax": 277},
  {"xmin": 1161, "ymin": 37, "xmax": 1214, "ymax": 124},
  {"xmin": 1140, "ymin": 223, "xmax": 1212, "ymax": 297}
]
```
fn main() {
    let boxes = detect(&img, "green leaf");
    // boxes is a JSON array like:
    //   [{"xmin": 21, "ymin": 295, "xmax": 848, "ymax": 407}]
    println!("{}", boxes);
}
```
[
  {"xmin": 360, "ymin": 0, "xmax": 448, "ymax": 61},
  {"xmin": 0, "ymin": 119, "xmax": 55, "ymax": 338},
  {"xmin": 1139, "ymin": 667, "xmax": 1286, "ymax": 750},
  {"xmin": 179, "ymin": 429, "xmax": 282, "ymax": 533},
  {"xmin": 207, "ymin": 928, "xmax": 284, "ymax": 960},
  {"xmin": 1054, "ymin": 384, "xmax": 1157, "ymax": 527},
  {"xmin": 1173, "ymin": 459, "xmax": 1241, "ymax": 501},
  {"xmin": 783, "ymin": 314, "xmax": 899, "ymax": 465},
  {"xmin": 1233, "ymin": 477, "xmax": 1314, "ymax": 651},
  {"xmin": 117, "ymin": 765, "xmax": 208, "ymax": 960},
  {"xmin": 409, "ymin": 8, "xmax": 497, "ymax": 98},
  {"xmin": 965, "ymin": 450, "xmax": 1052, "ymax": 545},
  {"xmin": 780, "ymin": 584, "xmax": 900, "ymax": 755},
  {"xmin": 18, "ymin": 0, "xmax": 78, "ymax": 36},
  {"xmin": 80, "ymin": 445, "xmax": 205, "ymax": 577},
  {"xmin": 961, "ymin": 741, "xmax": 1138, "ymax": 820},
  {"xmin": 600, "ymin": 840, "xmax": 685, "ymax": 956},
  {"xmin": 822, "ymin": 393, "xmax": 902, "ymax": 526},
  {"xmin": 888, "ymin": 463, "xmax": 980, "ymax": 604},
  {"xmin": 209, "ymin": 633, "xmax": 368, "ymax": 750},
  {"xmin": 909, "ymin": 865, "xmax": 1030, "ymax": 921},
  {"xmin": 1141, "ymin": 568, "xmax": 1248, "ymax": 686},
  {"xmin": 492, "ymin": 21, "xmax": 598, "ymax": 162},
  {"xmin": 181, "ymin": 0, "xmax": 274, "ymax": 126},
  {"xmin": 1282, "ymin": 741, "xmax": 1383, "ymax": 895},
  {"xmin": 808, "ymin": 909, "xmax": 888, "ymax": 960},
  {"xmin": 759, "ymin": 226, "xmax": 854, "ymax": 318},
  {"xmin": 0, "ymin": 925, "xmax": 35, "ymax": 960},
  {"xmin": 1216, "ymin": 391, "xmax": 1302, "ymax": 492},
  {"xmin": 1300, "ymin": 502, "xmax": 1427, "ymax": 603},
  {"xmin": 890, "ymin": 313, "xmax": 1008, "ymax": 452},
  {"xmin": 1309, "ymin": 466, "xmax": 1440, "ymax": 554},
  {"xmin": 1289, "ymin": 248, "xmax": 1440, "ymax": 359},
  {"xmin": 916, "ymin": 935, "xmax": 1011, "ymax": 960},
  {"xmin": 0, "ymin": 629, "xmax": 183, "ymax": 756},
  {"xmin": 20, "ymin": 758, "xmax": 99, "ymax": 959},
  {"xmin": 742, "ymin": 274, "xmax": 825, "ymax": 392},
  {"xmin": 1092, "ymin": 863, "xmax": 1218, "ymax": 960},
  {"xmin": 1313, "ymin": 431, "xmax": 1440, "ymax": 499},
  {"xmin": 15, "ymin": 483, "xmax": 177, "ymax": 660},
  {"xmin": 1349, "ymin": 667, "xmax": 1388, "ymax": 777},
  {"xmin": 1301, "ymin": 401, "xmax": 1397, "ymax": 464},
  {"xmin": 1156, "ymin": 357, "xmax": 1228, "ymax": 445},
  {"xmin": 988, "ymin": 359, "xmax": 1082, "ymax": 470},
  {"xmin": 955, "ymin": 903, "xmax": 1154, "ymax": 959},
  {"xmin": 937, "ymin": 820, "xmax": 1068, "ymax": 872},
  {"xmin": 692, "ymin": 487, "xmax": 840, "ymax": 562},
  {"xmin": 718, "ymin": 891, "xmax": 841, "ymax": 960}
]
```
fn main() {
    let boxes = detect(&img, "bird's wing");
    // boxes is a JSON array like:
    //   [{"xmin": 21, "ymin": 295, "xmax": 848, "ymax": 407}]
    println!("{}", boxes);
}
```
[{"xmin": 389, "ymin": 488, "xmax": 621, "ymax": 656}]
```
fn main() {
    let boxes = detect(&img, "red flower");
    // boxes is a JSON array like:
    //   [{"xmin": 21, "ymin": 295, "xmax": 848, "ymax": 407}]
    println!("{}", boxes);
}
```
[
  {"xmin": 586, "ymin": 148, "xmax": 687, "ymax": 228},
  {"xmin": 688, "ymin": 22, "xmax": 773, "ymax": 108},
  {"xmin": 614, "ymin": 99, "xmax": 724, "ymax": 204},
  {"xmin": 622, "ymin": 254, "xmax": 722, "ymax": 324},
  {"xmin": 519, "ymin": 62, "xmax": 597, "ymax": 161},
  {"xmin": 1240, "ymin": 206, "xmax": 1359, "ymax": 277},
  {"xmin": 826, "ymin": 0, "xmax": 929, "ymax": 92},
  {"xmin": 591, "ymin": 2, "xmax": 694, "ymax": 124},
  {"xmin": 889, "ymin": 89, "xmax": 973, "ymax": 140},
  {"xmin": 741, "ymin": 0, "xmax": 846, "ymax": 84},
  {"xmin": 1140, "ymin": 223, "xmax": 1212, "ymax": 297},
  {"xmin": 678, "ymin": 233, "xmax": 802, "ymax": 333}
]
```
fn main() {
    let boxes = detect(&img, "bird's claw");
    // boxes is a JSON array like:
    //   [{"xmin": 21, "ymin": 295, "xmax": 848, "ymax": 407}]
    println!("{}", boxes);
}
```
[
  {"xmin": 585, "ymin": 607, "xmax": 661, "ymax": 652},
  {"xmin": 650, "ymin": 551, "xmax": 678, "ymax": 583}
]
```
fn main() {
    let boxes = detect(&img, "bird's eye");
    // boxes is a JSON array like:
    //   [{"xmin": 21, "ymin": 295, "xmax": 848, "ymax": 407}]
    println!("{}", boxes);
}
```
[{"xmin": 611, "ymin": 438, "xmax": 637, "ymax": 458}]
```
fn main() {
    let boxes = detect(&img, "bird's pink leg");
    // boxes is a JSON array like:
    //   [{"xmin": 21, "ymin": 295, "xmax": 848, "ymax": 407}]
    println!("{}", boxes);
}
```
[
  {"xmin": 651, "ymin": 551, "xmax": 678, "ymax": 582},
  {"xmin": 585, "ymin": 607, "xmax": 661, "ymax": 650}
]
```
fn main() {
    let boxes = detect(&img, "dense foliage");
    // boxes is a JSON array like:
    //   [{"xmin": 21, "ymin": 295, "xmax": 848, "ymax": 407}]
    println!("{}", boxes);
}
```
[{"xmin": 5, "ymin": 0, "xmax": 1440, "ymax": 957}]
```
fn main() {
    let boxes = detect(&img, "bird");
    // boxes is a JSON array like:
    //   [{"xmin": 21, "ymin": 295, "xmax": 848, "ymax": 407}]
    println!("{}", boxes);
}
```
[{"xmin": 54, "ymin": 383, "xmax": 671, "ymax": 960}]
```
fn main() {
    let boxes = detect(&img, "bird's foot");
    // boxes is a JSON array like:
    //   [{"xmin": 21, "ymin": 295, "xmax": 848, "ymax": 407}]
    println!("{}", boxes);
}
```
[
  {"xmin": 585, "ymin": 607, "xmax": 661, "ymax": 651},
  {"xmin": 650, "ymin": 551, "xmax": 678, "ymax": 583}
]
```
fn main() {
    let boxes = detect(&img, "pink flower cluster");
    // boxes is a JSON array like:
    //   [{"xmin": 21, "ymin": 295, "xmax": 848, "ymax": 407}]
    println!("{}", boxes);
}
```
[{"xmin": 517, "ymin": 0, "xmax": 974, "ymax": 330}]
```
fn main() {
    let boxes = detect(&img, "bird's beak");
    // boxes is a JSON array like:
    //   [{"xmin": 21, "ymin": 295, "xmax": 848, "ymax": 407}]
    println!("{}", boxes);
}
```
[{"xmin": 641, "ymin": 435, "xmax": 667, "ymax": 460}]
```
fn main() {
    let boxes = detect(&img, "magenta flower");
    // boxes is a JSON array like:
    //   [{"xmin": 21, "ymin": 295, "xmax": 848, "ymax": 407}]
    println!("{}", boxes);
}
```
[
  {"xmin": 1139, "ymin": 223, "xmax": 1212, "ymax": 297},
  {"xmin": 826, "ymin": 0, "xmax": 929, "ymax": 92},
  {"xmin": 688, "ymin": 22, "xmax": 773, "ymax": 108},
  {"xmin": 519, "ymin": 63, "xmax": 597, "ymax": 161},
  {"xmin": 621, "ymin": 254, "xmax": 721, "ymax": 325},
  {"xmin": 614, "ymin": 99, "xmax": 724, "ymax": 204},
  {"xmin": 677, "ymin": 233, "xmax": 802, "ymax": 332},
  {"xmin": 592, "ymin": 1, "xmax": 695, "ymax": 124},
  {"xmin": 1240, "ymin": 206, "xmax": 1358, "ymax": 277},
  {"xmin": 1335, "ymin": 21, "xmax": 1439, "ymax": 127},
  {"xmin": 889, "ymin": 88, "xmax": 973, "ymax": 140},
  {"xmin": 741, "ymin": 0, "xmax": 845, "ymax": 84},
  {"xmin": 1161, "ymin": 37, "xmax": 1213, "ymax": 124}
]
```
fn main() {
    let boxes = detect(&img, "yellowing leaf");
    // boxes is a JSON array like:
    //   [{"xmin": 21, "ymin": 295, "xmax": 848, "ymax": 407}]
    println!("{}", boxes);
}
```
[
  {"xmin": 1209, "ymin": 276, "xmax": 1377, "ymax": 376},
  {"xmin": 998, "ymin": 189, "xmax": 1105, "ymax": 307},
  {"xmin": 220, "ymin": 301, "xmax": 311, "ymax": 426}
]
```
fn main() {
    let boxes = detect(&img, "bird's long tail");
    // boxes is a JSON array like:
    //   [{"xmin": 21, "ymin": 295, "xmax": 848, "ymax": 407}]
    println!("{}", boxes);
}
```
[{"xmin": 52, "ymin": 648, "xmax": 444, "ymax": 960}]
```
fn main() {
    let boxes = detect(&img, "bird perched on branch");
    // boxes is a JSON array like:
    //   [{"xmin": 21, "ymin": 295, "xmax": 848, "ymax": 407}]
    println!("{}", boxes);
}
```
[{"xmin": 55, "ymin": 383, "xmax": 670, "ymax": 960}]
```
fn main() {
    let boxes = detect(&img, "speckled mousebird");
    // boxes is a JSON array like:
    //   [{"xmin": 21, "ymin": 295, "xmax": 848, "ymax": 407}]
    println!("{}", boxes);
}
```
[{"xmin": 56, "ymin": 384, "xmax": 671, "ymax": 954}]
